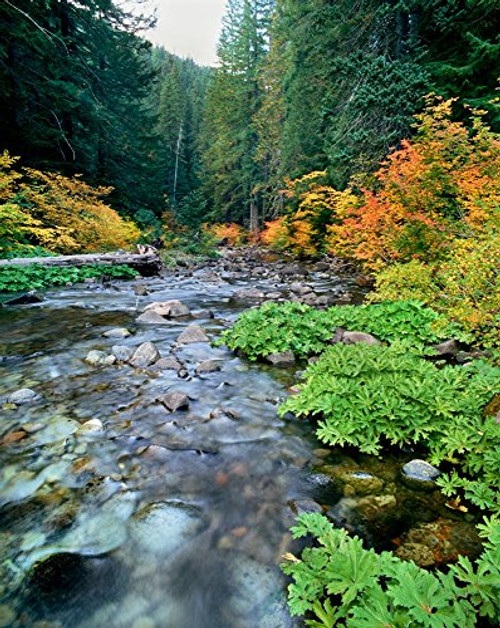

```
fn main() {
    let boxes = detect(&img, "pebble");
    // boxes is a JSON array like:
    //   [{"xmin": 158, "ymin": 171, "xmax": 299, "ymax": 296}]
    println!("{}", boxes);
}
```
[{"xmin": 7, "ymin": 388, "xmax": 41, "ymax": 405}]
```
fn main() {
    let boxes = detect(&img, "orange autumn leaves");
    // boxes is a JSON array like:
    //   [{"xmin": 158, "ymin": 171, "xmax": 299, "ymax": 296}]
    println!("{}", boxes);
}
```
[
  {"xmin": 0, "ymin": 151, "xmax": 139, "ymax": 255},
  {"xmin": 262, "ymin": 98, "xmax": 500, "ymax": 268}
]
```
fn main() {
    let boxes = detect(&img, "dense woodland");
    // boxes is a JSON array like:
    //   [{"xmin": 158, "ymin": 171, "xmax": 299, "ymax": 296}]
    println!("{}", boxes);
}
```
[{"xmin": 1, "ymin": 2, "xmax": 500, "ymax": 625}]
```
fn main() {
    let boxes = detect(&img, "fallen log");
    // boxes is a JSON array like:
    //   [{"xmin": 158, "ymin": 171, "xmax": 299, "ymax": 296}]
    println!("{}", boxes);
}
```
[{"xmin": 0, "ymin": 252, "xmax": 164, "ymax": 277}]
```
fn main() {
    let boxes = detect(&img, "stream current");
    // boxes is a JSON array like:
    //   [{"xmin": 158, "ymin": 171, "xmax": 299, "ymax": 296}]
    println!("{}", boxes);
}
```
[{"xmin": 0, "ymin": 258, "xmax": 480, "ymax": 627}]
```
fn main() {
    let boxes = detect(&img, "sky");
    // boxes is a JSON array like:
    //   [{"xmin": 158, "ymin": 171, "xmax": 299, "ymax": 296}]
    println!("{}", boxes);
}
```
[{"xmin": 145, "ymin": 0, "xmax": 227, "ymax": 66}]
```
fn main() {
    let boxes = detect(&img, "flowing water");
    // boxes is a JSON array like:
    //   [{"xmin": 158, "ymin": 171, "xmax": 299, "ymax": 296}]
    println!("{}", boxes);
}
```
[{"xmin": 0, "ymin": 260, "xmax": 481, "ymax": 627}]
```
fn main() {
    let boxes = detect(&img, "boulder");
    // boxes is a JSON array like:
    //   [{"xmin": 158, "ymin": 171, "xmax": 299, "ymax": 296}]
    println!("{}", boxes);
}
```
[
  {"xmin": 265, "ymin": 351, "xmax": 296, "ymax": 367},
  {"xmin": 144, "ymin": 300, "xmax": 190, "ymax": 318},
  {"xmin": 130, "ymin": 342, "xmax": 161, "ymax": 368},
  {"xmin": 158, "ymin": 392, "xmax": 190, "ymax": 412},
  {"xmin": 2, "ymin": 292, "xmax": 43, "ymax": 306},
  {"xmin": 314, "ymin": 261, "xmax": 330, "ymax": 272},
  {"xmin": 85, "ymin": 351, "xmax": 116, "ymax": 367},
  {"xmin": 176, "ymin": 324, "xmax": 209, "ymax": 344},
  {"xmin": 7, "ymin": 388, "xmax": 42, "ymax": 405}
]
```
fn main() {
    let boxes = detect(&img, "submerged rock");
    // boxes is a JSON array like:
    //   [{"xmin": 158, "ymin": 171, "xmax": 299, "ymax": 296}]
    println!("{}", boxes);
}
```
[
  {"xmin": 265, "ymin": 351, "xmax": 296, "ymax": 368},
  {"xmin": 7, "ymin": 388, "xmax": 42, "ymax": 405},
  {"xmin": 130, "ymin": 342, "xmax": 161, "ymax": 368},
  {"xmin": 85, "ymin": 350, "xmax": 116, "ymax": 367},
  {"xmin": 176, "ymin": 324, "xmax": 209, "ymax": 344},
  {"xmin": 130, "ymin": 502, "xmax": 206, "ymax": 555},
  {"xmin": 234, "ymin": 288, "xmax": 265, "ymax": 300}
]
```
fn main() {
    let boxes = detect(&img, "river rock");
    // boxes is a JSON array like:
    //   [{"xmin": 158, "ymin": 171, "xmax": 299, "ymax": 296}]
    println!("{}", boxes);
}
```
[
  {"xmin": 130, "ymin": 502, "xmax": 206, "ymax": 555},
  {"xmin": 177, "ymin": 324, "xmax": 209, "ymax": 344},
  {"xmin": 288, "ymin": 498, "xmax": 323, "ymax": 516},
  {"xmin": 7, "ymin": 388, "xmax": 42, "ymax": 405},
  {"xmin": 103, "ymin": 327, "xmax": 131, "ymax": 339},
  {"xmin": 265, "ymin": 351, "xmax": 296, "ymax": 367},
  {"xmin": 130, "ymin": 342, "xmax": 161, "ymax": 368},
  {"xmin": 281, "ymin": 263, "xmax": 307, "ymax": 276},
  {"xmin": 196, "ymin": 360, "xmax": 222, "ymax": 375},
  {"xmin": 144, "ymin": 300, "xmax": 190, "ymax": 318},
  {"xmin": 2, "ymin": 292, "xmax": 43, "ymax": 306},
  {"xmin": 355, "ymin": 275, "xmax": 375, "ymax": 288},
  {"xmin": 314, "ymin": 261, "xmax": 330, "ymax": 272},
  {"xmin": 77, "ymin": 419, "xmax": 104, "ymax": 435},
  {"xmin": 111, "ymin": 345, "xmax": 135, "ymax": 362},
  {"xmin": 401, "ymin": 459, "xmax": 440, "ymax": 490},
  {"xmin": 340, "ymin": 471, "xmax": 385, "ymax": 496},
  {"xmin": 330, "ymin": 328, "xmax": 380, "ymax": 346},
  {"xmin": 234, "ymin": 288, "xmax": 265, "ymax": 300},
  {"xmin": 395, "ymin": 542, "xmax": 435, "ymax": 567},
  {"xmin": 136, "ymin": 310, "xmax": 171, "ymax": 325},
  {"xmin": 432, "ymin": 339, "xmax": 461, "ymax": 357},
  {"xmin": 151, "ymin": 357, "xmax": 185, "ymax": 373},
  {"xmin": 158, "ymin": 392, "xmax": 190, "ymax": 412},
  {"xmin": 85, "ymin": 350, "xmax": 116, "ymax": 366}
]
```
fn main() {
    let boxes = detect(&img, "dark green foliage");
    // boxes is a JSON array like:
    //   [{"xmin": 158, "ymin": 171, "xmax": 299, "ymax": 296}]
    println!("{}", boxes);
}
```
[
  {"xmin": 0, "ymin": 264, "xmax": 137, "ymax": 293},
  {"xmin": 283, "ymin": 513, "xmax": 500, "ymax": 626},
  {"xmin": 217, "ymin": 300, "xmax": 450, "ymax": 360}
]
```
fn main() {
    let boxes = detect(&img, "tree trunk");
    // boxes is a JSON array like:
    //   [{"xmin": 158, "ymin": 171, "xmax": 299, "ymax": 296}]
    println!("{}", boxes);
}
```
[{"xmin": 0, "ymin": 252, "xmax": 164, "ymax": 277}]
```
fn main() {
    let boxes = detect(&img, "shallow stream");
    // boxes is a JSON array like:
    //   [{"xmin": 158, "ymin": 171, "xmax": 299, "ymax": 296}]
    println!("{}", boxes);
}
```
[{"xmin": 0, "ymin": 258, "xmax": 481, "ymax": 627}]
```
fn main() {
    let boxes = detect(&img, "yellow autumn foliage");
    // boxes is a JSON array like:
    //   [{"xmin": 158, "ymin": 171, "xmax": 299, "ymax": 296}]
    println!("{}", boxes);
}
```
[{"xmin": 0, "ymin": 151, "xmax": 140, "ymax": 255}]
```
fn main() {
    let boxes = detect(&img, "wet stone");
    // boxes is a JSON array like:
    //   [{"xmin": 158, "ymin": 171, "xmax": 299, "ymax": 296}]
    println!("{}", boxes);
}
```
[
  {"xmin": 150, "ymin": 357, "xmax": 185, "ymax": 373},
  {"xmin": 158, "ymin": 392, "xmax": 190, "ymax": 412},
  {"xmin": 7, "ymin": 388, "xmax": 42, "ymax": 405},
  {"xmin": 111, "ymin": 345, "xmax": 135, "ymax": 362},
  {"xmin": 77, "ymin": 419, "xmax": 104, "ymax": 435},
  {"xmin": 402, "ymin": 459, "xmax": 440, "ymax": 490},
  {"xmin": 288, "ymin": 499, "xmax": 323, "ymax": 516},
  {"xmin": 130, "ymin": 342, "xmax": 161, "ymax": 368},
  {"xmin": 176, "ymin": 324, "xmax": 209, "ymax": 344},
  {"xmin": 85, "ymin": 350, "xmax": 116, "ymax": 367},
  {"xmin": 144, "ymin": 299, "xmax": 190, "ymax": 318},
  {"xmin": 103, "ymin": 327, "xmax": 131, "ymax": 339},
  {"xmin": 136, "ymin": 311, "xmax": 170, "ymax": 325},
  {"xmin": 265, "ymin": 351, "xmax": 296, "ymax": 368},
  {"xmin": 195, "ymin": 360, "xmax": 222, "ymax": 375}
]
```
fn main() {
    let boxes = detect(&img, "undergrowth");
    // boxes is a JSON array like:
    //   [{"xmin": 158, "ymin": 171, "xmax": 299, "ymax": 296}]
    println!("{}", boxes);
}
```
[
  {"xmin": 283, "ymin": 513, "xmax": 500, "ymax": 627},
  {"xmin": 217, "ymin": 300, "xmax": 456, "ymax": 360},
  {"xmin": 0, "ymin": 263, "xmax": 138, "ymax": 292}
]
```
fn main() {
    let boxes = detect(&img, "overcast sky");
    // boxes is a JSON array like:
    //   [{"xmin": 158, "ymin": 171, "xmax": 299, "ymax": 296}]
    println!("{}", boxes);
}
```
[{"xmin": 145, "ymin": 0, "xmax": 227, "ymax": 66}]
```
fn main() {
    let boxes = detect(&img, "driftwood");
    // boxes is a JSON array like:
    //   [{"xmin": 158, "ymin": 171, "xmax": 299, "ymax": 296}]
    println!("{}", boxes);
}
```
[{"xmin": 0, "ymin": 252, "xmax": 163, "ymax": 277}]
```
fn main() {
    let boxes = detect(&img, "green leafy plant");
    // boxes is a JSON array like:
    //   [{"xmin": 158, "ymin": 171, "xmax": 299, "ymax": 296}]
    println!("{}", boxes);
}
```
[
  {"xmin": 0, "ymin": 263, "xmax": 137, "ymax": 293},
  {"xmin": 283, "ymin": 512, "xmax": 500, "ymax": 627},
  {"xmin": 217, "ymin": 300, "xmax": 455, "ymax": 361}
]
